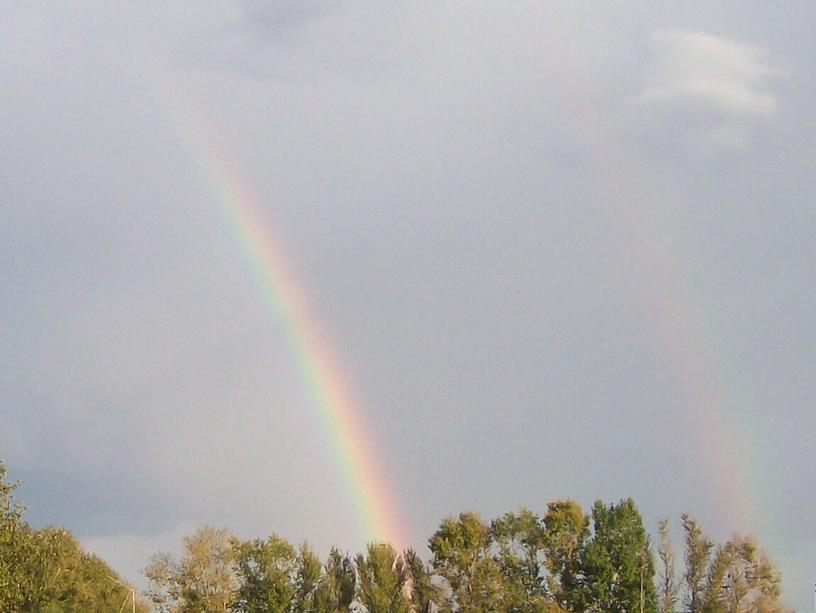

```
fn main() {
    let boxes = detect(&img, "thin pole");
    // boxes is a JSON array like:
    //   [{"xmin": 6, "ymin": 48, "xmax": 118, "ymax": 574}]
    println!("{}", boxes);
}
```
[
  {"xmin": 638, "ymin": 549, "xmax": 646, "ymax": 613},
  {"xmin": 108, "ymin": 575, "xmax": 137, "ymax": 613}
]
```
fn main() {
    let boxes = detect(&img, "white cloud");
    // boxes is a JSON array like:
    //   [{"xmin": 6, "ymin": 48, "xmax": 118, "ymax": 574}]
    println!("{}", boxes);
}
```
[{"xmin": 636, "ymin": 29, "xmax": 783, "ymax": 144}]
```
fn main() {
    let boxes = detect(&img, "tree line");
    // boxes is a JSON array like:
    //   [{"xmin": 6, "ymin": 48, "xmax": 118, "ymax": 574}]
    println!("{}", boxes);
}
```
[{"xmin": 0, "ymin": 461, "xmax": 790, "ymax": 612}]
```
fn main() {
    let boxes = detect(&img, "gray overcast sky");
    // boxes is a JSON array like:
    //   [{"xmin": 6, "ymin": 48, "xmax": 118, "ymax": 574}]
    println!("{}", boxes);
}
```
[{"xmin": 2, "ymin": 1, "xmax": 814, "ymax": 609}]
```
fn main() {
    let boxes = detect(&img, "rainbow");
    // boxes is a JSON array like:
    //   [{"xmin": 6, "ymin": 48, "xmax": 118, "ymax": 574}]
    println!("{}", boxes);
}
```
[
  {"xmin": 640, "ymin": 229, "xmax": 758, "ymax": 534},
  {"xmin": 185, "ymin": 119, "xmax": 405, "ymax": 548},
  {"xmin": 589, "ymin": 147, "xmax": 758, "ymax": 535},
  {"xmin": 179, "ymin": 106, "xmax": 758, "ymax": 550},
  {"xmin": 552, "ymin": 68, "xmax": 761, "ymax": 534}
]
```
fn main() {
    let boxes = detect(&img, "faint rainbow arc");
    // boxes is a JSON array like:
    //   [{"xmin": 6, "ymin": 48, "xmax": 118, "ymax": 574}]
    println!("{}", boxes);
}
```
[
  {"xmin": 182, "ymin": 118, "xmax": 405, "ymax": 548},
  {"xmin": 591, "ymin": 149, "xmax": 758, "ymax": 534},
  {"xmin": 559, "ymin": 77, "xmax": 757, "ymax": 531}
]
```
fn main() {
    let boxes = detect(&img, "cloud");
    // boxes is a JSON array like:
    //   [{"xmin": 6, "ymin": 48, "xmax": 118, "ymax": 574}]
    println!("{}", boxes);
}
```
[
  {"xmin": 239, "ymin": 0, "xmax": 332, "ymax": 34},
  {"xmin": 636, "ymin": 29, "xmax": 783, "ymax": 144}
]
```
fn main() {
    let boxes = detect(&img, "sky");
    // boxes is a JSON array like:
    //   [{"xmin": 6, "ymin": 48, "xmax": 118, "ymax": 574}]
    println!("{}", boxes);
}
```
[{"xmin": 1, "ymin": 1, "xmax": 814, "ymax": 609}]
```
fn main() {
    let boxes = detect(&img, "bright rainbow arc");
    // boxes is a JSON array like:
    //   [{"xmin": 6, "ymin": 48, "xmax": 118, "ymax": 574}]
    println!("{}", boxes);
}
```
[{"xmin": 186, "ymin": 120, "xmax": 405, "ymax": 548}]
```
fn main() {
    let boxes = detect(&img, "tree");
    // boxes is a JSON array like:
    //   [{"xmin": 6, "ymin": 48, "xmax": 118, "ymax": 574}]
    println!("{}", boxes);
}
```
[
  {"xmin": 543, "ymin": 499, "xmax": 588, "ymax": 611},
  {"xmin": 657, "ymin": 519, "xmax": 679, "ymax": 613},
  {"xmin": 0, "ymin": 462, "xmax": 150, "ymax": 612},
  {"xmin": 429, "ymin": 512, "xmax": 505, "ymax": 612},
  {"xmin": 232, "ymin": 534, "xmax": 297, "ymax": 612},
  {"xmin": 291, "ymin": 543, "xmax": 322, "ymax": 612},
  {"xmin": 678, "ymin": 515, "xmax": 792, "ymax": 613},
  {"xmin": 701, "ymin": 535, "xmax": 789, "ymax": 613},
  {"xmin": 355, "ymin": 542, "xmax": 411, "ymax": 613},
  {"xmin": 314, "ymin": 548, "xmax": 355, "ymax": 613},
  {"xmin": 402, "ymin": 548, "xmax": 443, "ymax": 613},
  {"xmin": 0, "ymin": 460, "xmax": 29, "ymax": 611},
  {"xmin": 490, "ymin": 508, "xmax": 551, "ymax": 611},
  {"xmin": 682, "ymin": 514, "xmax": 713, "ymax": 613},
  {"xmin": 575, "ymin": 499, "xmax": 657, "ymax": 613},
  {"xmin": 144, "ymin": 525, "xmax": 238, "ymax": 612},
  {"xmin": 21, "ymin": 525, "xmax": 149, "ymax": 612}
]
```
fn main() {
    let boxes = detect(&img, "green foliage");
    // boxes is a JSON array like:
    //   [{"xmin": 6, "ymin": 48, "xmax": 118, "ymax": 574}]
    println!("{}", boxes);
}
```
[
  {"xmin": 657, "ymin": 519, "xmax": 679, "ymax": 613},
  {"xmin": 543, "ymin": 499, "xmax": 588, "ymax": 611},
  {"xmin": 0, "ymin": 460, "xmax": 795, "ymax": 613},
  {"xmin": 0, "ymin": 461, "xmax": 29, "ymax": 611},
  {"xmin": 429, "ymin": 512, "xmax": 505, "ymax": 612},
  {"xmin": 575, "ymin": 498, "xmax": 657, "ymax": 613},
  {"xmin": 290, "ymin": 543, "xmax": 322, "ymax": 612},
  {"xmin": 21, "ymin": 528, "xmax": 149, "ymax": 613},
  {"xmin": 313, "ymin": 548, "xmax": 355, "ymax": 612},
  {"xmin": 490, "ymin": 508, "xmax": 550, "ymax": 611},
  {"xmin": 682, "ymin": 513, "xmax": 713, "ymax": 613},
  {"xmin": 0, "ymin": 462, "xmax": 148, "ymax": 613},
  {"xmin": 701, "ymin": 535, "xmax": 787, "ymax": 613},
  {"xmin": 354, "ymin": 542, "xmax": 410, "ymax": 613},
  {"xmin": 232, "ymin": 534, "xmax": 297, "ymax": 612},
  {"xmin": 402, "ymin": 548, "xmax": 443, "ymax": 613}
]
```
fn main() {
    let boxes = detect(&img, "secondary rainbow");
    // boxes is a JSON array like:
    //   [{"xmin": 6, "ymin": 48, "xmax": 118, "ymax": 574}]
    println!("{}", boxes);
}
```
[
  {"xmin": 184, "ymin": 118, "xmax": 405, "ymax": 548},
  {"xmin": 586, "ymin": 137, "xmax": 758, "ymax": 534}
]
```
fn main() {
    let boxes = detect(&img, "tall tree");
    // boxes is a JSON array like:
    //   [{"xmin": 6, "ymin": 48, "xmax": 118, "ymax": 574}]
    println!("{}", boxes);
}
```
[
  {"xmin": 314, "ymin": 548, "xmax": 355, "ymax": 613},
  {"xmin": 701, "ymin": 535, "xmax": 789, "ymax": 613},
  {"xmin": 576, "ymin": 499, "xmax": 657, "ymax": 613},
  {"xmin": 490, "ymin": 508, "xmax": 550, "ymax": 611},
  {"xmin": 0, "ymin": 461, "xmax": 28, "ymax": 612},
  {"xmin": 402, "ymin": 548, "xmax": 443, "ymax": 613},
  {"xmin": 657, "ymin": 519, "xmax": 679, "ymax": 613},
  {"xmin": 543, "ymin": 499, "xmax": 588, "ymax": 611},
  {"xmin": 0, "ymin": 462, "xmax": 150, "ymax": 612},
  {"xmin": 232, "ymin": 534, "xmax": 298, "ymax": 612},
  {"xmin": 355, "ymin": 542, "xmax": 411, "ymax": 613},
  {"xmin": 22, "ymin": 526, "xmax": 149, "ymax": 612},
  {"xmin": 429, "ymin": 512, "xmax": 504, "ymax": 612},
  {"xmin": 291, "ymin": 543, "xmax": 322, "ymax": 613},
  {"xmin": 682, "ymin": 514, "xmax": 713, "ymax": 613},
  {"xmin": 144, "ymin": 525, "xmax": 238, "ymax": 612}
]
